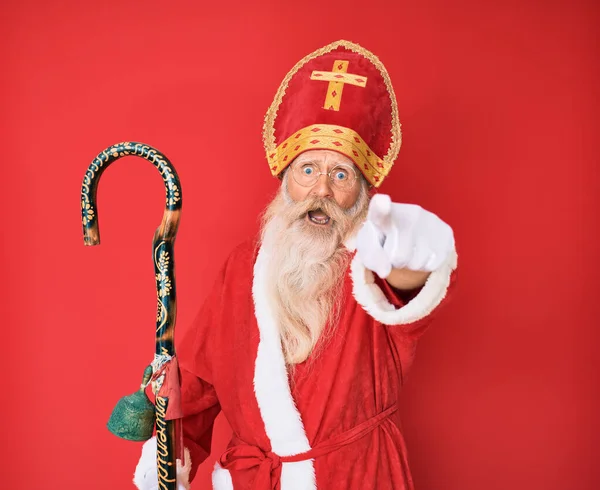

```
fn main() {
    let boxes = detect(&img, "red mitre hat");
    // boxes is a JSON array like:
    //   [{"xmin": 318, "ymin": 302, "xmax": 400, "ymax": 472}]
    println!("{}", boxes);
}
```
[{"xmin": 263, "ymin": 40, "xmax": 401, "ymax": 187}]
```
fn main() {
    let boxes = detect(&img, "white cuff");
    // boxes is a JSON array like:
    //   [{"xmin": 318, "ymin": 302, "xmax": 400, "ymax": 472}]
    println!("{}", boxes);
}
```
[
  {"xmin": 351, "ymin": 247, "xmax": 457, "ymax": 326},
  {"xmin": 133, "ymin": 436, "xmax": 191, "ymax": 490},
  {"xmin": 212, "ymin": 462, "xmax": 234, "ymax": 490}
]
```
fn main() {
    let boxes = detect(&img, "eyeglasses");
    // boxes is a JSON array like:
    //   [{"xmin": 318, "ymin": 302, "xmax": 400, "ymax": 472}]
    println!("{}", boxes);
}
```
[{"xmin": 291, "ymin": 161, "xmax": 357, "ymax": 190}]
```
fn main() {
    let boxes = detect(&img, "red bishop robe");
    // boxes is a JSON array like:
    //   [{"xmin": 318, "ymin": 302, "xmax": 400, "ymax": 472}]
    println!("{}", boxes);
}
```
[{"xmin": 171, "ymin": 237, "xmax": 457, "ymax": 490}]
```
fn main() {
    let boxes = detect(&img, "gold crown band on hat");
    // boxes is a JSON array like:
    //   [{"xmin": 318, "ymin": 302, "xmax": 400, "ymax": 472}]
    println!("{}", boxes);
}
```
[
  {"xmin": 263, "ymin": 40, "xmax": 402, "ymax": 187},
  {"xmin": 266, "ymin": 124, "xmax": 389, "ymax": 185}
]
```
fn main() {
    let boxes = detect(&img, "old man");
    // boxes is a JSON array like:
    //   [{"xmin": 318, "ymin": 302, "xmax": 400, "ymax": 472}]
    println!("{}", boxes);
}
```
[{"xmin": 134, "ymin": 40, "xmax": 457, "ymax": 490}]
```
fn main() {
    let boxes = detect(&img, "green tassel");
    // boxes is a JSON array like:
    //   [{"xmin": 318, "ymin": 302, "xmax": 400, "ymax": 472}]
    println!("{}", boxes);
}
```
[{"xmin": 107, "ymin": 365, "xmax": 155, "ymax": 441}]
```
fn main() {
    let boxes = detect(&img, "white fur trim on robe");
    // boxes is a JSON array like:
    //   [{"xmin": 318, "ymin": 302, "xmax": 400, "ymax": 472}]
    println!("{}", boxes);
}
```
[
  {"xmin": 212, "ymin": 462, "xmax": 234, "ymax": 490},
  {"xmin": 350, "ymin": 246, "xmax": 458, "ymax": 326},
  {"xmin": 248, "ymin": 242, "xmax": 317, "ymax": 490},
  {"xmin": 133, "ymin": 436, "xmax": 191, "ymax": 490}
]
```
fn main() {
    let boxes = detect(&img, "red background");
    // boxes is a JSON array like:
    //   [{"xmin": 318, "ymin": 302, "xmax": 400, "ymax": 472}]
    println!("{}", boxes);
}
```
[{"xmin": 2, "ymin": 1, "xmax": 598, "ymax": 489}]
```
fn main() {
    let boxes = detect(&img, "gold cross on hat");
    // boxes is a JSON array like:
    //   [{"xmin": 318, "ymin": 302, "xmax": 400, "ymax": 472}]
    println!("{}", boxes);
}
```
[{"xmin": 310, "ymin": 60, "xmax": 368, "ymax": 111}]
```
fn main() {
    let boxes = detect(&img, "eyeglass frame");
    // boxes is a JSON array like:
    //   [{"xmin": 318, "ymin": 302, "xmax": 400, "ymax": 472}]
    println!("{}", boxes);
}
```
[{"xmin": 290, "ymin": 159, "xmax": 359, "ymax": 190}]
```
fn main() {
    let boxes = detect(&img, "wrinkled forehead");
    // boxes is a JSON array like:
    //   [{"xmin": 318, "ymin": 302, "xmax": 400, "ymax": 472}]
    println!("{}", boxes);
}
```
[{"xmin": 292, "ymin": 149, "xmax": 356, "ymax": 169}]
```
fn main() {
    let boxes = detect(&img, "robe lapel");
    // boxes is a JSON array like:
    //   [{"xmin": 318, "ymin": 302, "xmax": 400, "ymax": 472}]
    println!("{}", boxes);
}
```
[{"xmin": 251, "ymin": 243, "xmax": 317, "ymax": 490}]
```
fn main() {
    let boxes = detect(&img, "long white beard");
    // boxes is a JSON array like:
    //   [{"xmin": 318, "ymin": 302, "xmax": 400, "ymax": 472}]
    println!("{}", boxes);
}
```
[{"xmin": 260, "ymin": 177, "xmax": 369, "ymax": 365}]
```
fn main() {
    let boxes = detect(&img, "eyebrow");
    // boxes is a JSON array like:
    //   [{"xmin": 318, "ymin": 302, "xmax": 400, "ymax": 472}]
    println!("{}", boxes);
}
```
[{"xmin": 293, "ymin": 159, "xmax": 352, "ymax": 167}]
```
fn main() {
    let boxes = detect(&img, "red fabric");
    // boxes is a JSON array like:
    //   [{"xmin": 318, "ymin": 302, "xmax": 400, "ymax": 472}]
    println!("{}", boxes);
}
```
[
  {"xmin": 171, "ymin": 240, "xmax": 455, "ymax": 487},
  {"xmin": 219, "ymin": 404, "xmax": 398, "ymax": 490},
  {"xmin": 274, "ymin": 46, "xmax": 393, "ymax": 169},
  {"xmin": 375, "ymin": 275, "xmax": 424, "ymax": 308},
  {"xmin": 156, "ymin": 356, "xmax": 184, "ymax": 421}
]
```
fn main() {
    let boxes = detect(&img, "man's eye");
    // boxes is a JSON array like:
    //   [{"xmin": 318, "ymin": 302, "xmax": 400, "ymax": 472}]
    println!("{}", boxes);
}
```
[
  {"xmin": 302, "ymin": 166, "xmax": 314, "ymax": 175},
  {"xmin": 334, "ymin": 170, "xmax": 348, "ymax": 180}
]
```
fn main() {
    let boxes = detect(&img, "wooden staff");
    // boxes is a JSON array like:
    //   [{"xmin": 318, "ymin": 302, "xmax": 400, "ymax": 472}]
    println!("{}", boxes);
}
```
[{"xmin": 81, "ymin": 142, "xmax": 182, "ymax": 490}]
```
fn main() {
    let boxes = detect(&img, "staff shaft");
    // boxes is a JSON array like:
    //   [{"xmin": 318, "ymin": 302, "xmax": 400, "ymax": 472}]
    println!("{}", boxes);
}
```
[{"xmin": 81, "ymin": 141, "xmax": 182, "ymax": 490}]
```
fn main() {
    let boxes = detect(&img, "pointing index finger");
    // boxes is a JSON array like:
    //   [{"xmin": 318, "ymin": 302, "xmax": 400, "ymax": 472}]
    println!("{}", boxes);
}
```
[{"xmin": 368, "ymin": 194, "xmax": 393, "ymax": 232}]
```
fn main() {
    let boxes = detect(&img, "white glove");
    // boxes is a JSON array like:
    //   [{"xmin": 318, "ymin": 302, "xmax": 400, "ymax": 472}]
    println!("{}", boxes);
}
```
[
  {"xmin": 133, "ymin": 436, "xmax": 191, "ymax": 490},
  {"xmin": 356, "ymin": 194, "xmax": 455, "ymax": 279}
]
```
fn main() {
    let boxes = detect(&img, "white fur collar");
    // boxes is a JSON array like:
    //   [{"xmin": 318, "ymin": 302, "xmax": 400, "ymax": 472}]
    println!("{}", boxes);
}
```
[{"xmin": 250, "ymin": 242, "xmax": 316, "ymax": 488}]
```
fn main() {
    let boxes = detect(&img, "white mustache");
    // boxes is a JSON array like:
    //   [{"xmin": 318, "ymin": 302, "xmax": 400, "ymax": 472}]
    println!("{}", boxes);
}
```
[{"xmin": 283, "ymin": 196, "xmax": 356, "ymax": 227}]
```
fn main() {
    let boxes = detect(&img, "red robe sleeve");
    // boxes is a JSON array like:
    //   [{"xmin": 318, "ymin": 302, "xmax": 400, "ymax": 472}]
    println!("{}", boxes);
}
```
[
  {"xmin": 351, "ymin": 246, "xmax": 458, "ymax": 339},
  {"xmin": 177, "ymin": 366, "xmax": 220, "ymax": 481},
  {"xmin": 373, "ymin": 272, "xmax": 456, "ymax": 340},
  {"xmin": 169, "ymin": 259, "xmax": 231, "ymax": 481}
]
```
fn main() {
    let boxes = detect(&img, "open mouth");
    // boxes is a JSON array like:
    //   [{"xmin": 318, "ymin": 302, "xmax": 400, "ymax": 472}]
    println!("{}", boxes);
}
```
[{"xmin": 307, "ymin": 209, "xmax": 331, "ymax": 225}]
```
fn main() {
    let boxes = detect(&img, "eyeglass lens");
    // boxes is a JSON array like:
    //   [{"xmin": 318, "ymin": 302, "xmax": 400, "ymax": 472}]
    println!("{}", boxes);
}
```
[{"xmin": 293, "ymin": 162, "xmax": 356, "ymax": 189}]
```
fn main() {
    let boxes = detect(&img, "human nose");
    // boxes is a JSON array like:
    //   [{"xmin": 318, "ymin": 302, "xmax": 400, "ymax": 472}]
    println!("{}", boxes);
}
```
[{"xmin": 310, "ymin": 172, "xmax": 334, "ymax": 198}]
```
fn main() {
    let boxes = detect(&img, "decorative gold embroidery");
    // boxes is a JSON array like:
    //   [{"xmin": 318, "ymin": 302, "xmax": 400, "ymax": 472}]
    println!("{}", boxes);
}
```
[
  {"xmin": 266, "ymin": 124, "xmax": 387, "ymax": 184},
  {"xmin": 310, "ymin": 69, "xmax": 368, "ymax": 86},
  {"xmin": 263, "ymin": 40, "xmax": 401, "ymax": 187},
  {"xmin": 310, "ymin": 60, "xmax": 367, "ymax": 111}
]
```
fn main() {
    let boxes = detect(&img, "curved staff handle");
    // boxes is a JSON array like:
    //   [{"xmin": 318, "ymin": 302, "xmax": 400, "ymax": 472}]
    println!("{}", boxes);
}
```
[{"xmin": 81, "ymin": 141, "xmax": 182, "ymax": 490}]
